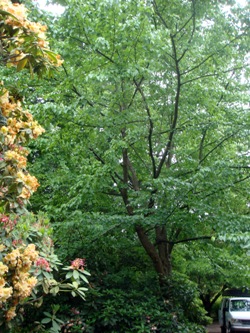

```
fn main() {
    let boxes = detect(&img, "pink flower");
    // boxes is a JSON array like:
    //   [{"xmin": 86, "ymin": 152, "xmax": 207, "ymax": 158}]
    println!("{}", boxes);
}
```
[
  {"xmin": 70, "ymin": 258, "xmax": 85, "ymax": 270},
  {"xmin": 35, "ymin": 257, "xmax": 51, "ymax": 272},
  {"xmin": 0, "ymin": 215, "xmax": 17, "ymax": 231}
]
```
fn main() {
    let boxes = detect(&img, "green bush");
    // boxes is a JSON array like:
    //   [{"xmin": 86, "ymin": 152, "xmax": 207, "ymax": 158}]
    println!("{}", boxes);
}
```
[
  {"xmin": 75, "ymin": 275, "xmax": 209, "ymax": 333},
  {"xmin": 161, "ymin": 272, "xmax": 212, "ymax": 326}
]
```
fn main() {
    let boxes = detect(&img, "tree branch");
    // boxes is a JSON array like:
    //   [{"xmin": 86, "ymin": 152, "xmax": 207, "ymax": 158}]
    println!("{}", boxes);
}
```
[
  {"xmin": 199, "ymin": 129, "xmax": 207, "ymax": 162},
  {"xmin": 95, "ymin": 49, "xmax": 115, "ymax": 64},
  {"xmin": 157, "ymin": 235, "xmax": 212, "ymax": 245},
  {"xmin": 182, "ymin": 66, "xmax": 243, "ymax": 85},
  {"xmin": 133, "ymin": 79, "xmax": 157, "ymax": 178},
  {"xmin": 152, "ymin": 0, "xmax": 169, "ymax": 30},
  {"xmin": 181, "ymin": 34, "xmax": 247, "ymax": 76},
  {"xmin": 156, "ymin": 35, "xmax": 181, "ymax": 178},
  {"xmin": 199, "ymin": 131, "xmax": 237, "ymax": 165}
]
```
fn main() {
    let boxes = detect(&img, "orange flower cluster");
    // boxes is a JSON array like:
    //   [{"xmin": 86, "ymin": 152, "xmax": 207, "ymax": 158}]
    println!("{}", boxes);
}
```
[
  {"xmin": 0, "ymin": 244, "xmax": 39, "ymax": 321},
  {"xmin": 0, "ymin": 86, "xmax": 44, "ymax": 208},
  {"xmin": 0, "ymin": 2, "xmax": 86, "ymax": 330},
  {"xmin": 0, "ymin": 0, "xmax": 63, "ymax": 71}
]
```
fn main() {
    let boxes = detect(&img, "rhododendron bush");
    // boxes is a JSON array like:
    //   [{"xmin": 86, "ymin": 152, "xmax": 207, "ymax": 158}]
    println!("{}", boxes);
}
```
[
  {"xmin": 0, "ymin": 1, "xmax": 89, "ymax": 331},
  {"xmin": 0, "ymin": 0, "xmax": 63, "ymax": 75},
  {"xmin": 0, "ymin": 85, "xmax": 44, "ymax": 212}
]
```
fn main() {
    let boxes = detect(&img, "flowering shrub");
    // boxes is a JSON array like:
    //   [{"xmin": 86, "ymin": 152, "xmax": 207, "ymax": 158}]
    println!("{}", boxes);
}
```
[
  {"xmin": 0, "ymin": 0, "xmax": 63, "ymax": 75},
  {"xmin": 0, "ymin": 1, "xmax": 89, "ymax": 331},
  {"xmin": 0, "ymin": 212, "xmax": 90, "ymax": 331},
  {"xmin": 0, "ymin": 85, "xmax": 45, "ymax": 212},
  {"xmin": 0, "ymin": 243, "xmax": 38, "ymax": 323}
]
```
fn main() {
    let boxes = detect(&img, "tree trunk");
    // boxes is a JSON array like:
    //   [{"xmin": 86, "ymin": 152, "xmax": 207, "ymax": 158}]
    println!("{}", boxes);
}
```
[{"xmin": 135, "ymin": 224, "xmax": 173, "ymax": 285}]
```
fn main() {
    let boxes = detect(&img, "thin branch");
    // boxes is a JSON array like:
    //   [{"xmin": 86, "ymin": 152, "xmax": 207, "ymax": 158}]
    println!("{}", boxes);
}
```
[
  {"xmin": 199, "ymin": 131, "xmax": 237, "ymax": 165},
  {"xmin": 182, "ymin": 72, "xmax": 218, "ymax": 85},
  {"xmin": 173, "ymin": 12, "xmax": 194, "ymax": 39},
  {"xmin": 90, "ymin": 223, "xmax": 123, "ymax": 243},
  {"xmin": 156, "ymin": 35, "xmax": 181, "ymax": 178},
  {"xmin": 199, "ymin": 129, "xmax": 207, "ymax": 162},
  {"xmin": 182, "ymin": 66, "xmax": 243, "ymax": 85},
  {"xmin": 127, "ymin": 157, "xmax": 140, "ymax": 191},
  {"xmin": 133, "ymin": 79, "xmax": 157, "ymax": 178},
  {"xmin": 128, "ymin": 76, "xmax": 145, "ymax": 109},
  {"xmin": 89, "ymin": 147, "xmax": 123, "ymax": 183},
  {"xmin": 229, "ymin": 166, "xmax": 250, "ymax": 169},
  {"xmin": 196, "ymin": 174, "xmax": 250, "ymax": 200},
  {"xmin": 69, "ymin": 35, "xmax": 115, "ymax": 64},
  {"xmin": 157, "ymin": 235, "xmax": 212, "ymax": 245},
  {"xmin": 95, "ymin": 49, "xmax": 115, "ymax": 64},
  {"xmin": 216, "ymin": 70, "xmax": 235, "ymax": 106},
  {"xmin": 181, "ymin": 34, "xmax": 247, "ymax": 76},
  {"xmin": 152, "ymin": 0, "xmax": 169, "ymax": 30},
  {"xmin": 173, "ymin": 235, "xmax": 212, "ymax": 244},
  {"xmin": 188, "ymin": 0, "xmax": 196, "ymax": 44}
]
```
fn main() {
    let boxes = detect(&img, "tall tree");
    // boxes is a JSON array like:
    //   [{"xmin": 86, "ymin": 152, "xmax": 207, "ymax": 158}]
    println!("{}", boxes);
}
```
[{"xmin": 29, "ymin": 0, "xmax": 250, "ymax": 286}]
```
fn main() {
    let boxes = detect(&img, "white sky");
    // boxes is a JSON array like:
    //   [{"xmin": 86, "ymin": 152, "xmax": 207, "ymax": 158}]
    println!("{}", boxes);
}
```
[
  {"xmin": 35, "ymin": 0, "xmax": 65, "ymax": 15},
  {"xmin": 36, "ymin": 0, "xmax": 248, "ymax": 15}
]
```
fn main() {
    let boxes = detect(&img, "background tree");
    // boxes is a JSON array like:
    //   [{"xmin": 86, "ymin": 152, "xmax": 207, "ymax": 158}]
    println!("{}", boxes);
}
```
[
  {"xmin": 30, "ymin": 0, "xmax": 249, "ymax": 281},
  {"xmin": 174, "ymin": 241, "xmax": 250, "ymax": 316}
]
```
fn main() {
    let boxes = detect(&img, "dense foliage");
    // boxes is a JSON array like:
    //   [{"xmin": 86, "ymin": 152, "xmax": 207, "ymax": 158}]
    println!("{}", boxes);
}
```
[
  {"xmin": 1, "ymin": 0, "xmax": 249, "ymax": 331},
  {"xmin": 29, "ymin": 0, "xmax": 249, "ymax": 278}
]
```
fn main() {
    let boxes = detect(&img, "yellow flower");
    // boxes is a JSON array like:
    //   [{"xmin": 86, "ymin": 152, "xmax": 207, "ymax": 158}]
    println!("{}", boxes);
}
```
[
  {"xmin": 19, "ymin": 187, "xmax": 30, "ymax": 199},
  {"xmin": 30, "ymin": 120, "xmax": 45, "ymax": 138},
  {"xmin": 27, "ymin": 276, "xmax": 37, "ymax": 289},
  {"xmin": 3, "ymin": 248, "xmax": 20, "ymax": 268},
  {"xmin": 0, "ymin": 89, "xmax": 9, "ymax": 105},
  {"xmin": 23, "ymin": 244, "xmax": 38, "ymax": 262},
  {"xmin": 56, "ymin": 54, "xmax": 64, "ymax": 67},
  {"xmin": 0, "ymin": 244, "xmax": 5, "ymax": 252},
  {"xmin": 5, "ymin": 306, "xmax": 16, "ymax": 322},
  {"xmin": 0, "ymin": 262, "xmax": 8, "ymax": 276},
  {"xmin": 0, "ymin": 126, "xmax": 8, "ymax": 134},
  {"xmin": 0, "ymin": 286, "xmax": 13, "ymax": 303},
  {"xmin": 13, "ymin": 278, "xmax": 37, "ymax": 298},
  {"xmin": 4, "ymin": 150, "xmax": 27, "ymax": 168}
]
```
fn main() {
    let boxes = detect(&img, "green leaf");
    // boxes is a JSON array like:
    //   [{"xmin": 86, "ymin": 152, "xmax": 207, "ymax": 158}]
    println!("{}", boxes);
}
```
[
  {"xmin": 0, "ymin": 9, "xmax": 19, "ymax": 20},
  {"xmin": 16, "ymin": 57, "xmax": 28, "ymax": 72},
  {"xmin": 66, "ymin": 271, "xmax": 73, "ymax": 279},
  {"xmin": 41, "ymin": 317, "xmax": 52, "ymax": 324},
  {"xmin": 72, "ymin": 281, "xmax": 78, "ymax": 288},
  {"xmin": 83, "ymin": 269, "xmax": 91, "ymax": 276},
  {"xmin": 79, "ymin": 273, "xmax": 89, "ymax": 283},
  {"xmin": 73, "ymin": 269, "xmax": 79, "ymax": 280}
]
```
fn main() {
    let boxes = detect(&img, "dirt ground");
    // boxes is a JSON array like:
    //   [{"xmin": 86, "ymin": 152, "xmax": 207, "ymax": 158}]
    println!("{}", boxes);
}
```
[{"xmin": 206, "ymin": 322, "xmax": 221, "ymax": 333}]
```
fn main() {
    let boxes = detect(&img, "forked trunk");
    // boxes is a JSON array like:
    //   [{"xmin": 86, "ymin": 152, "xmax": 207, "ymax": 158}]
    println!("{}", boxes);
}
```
[{"xmin": 136, "ymin": 224, "xmax": 173, "ymax": 285}]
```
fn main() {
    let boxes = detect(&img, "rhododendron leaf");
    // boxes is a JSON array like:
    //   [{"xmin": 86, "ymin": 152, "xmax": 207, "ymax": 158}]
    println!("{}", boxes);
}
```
[
  {"xmin": 0, "ymin": 9, "xmax": 19, "ymax": 21},
  {"xmin": 79, "ymin": 274, "xmax": 88, "ymax": 283},
  {"xmin": 43, "ymin": 49, "xmax": 58, "ymax": 62},
  {"xmin": 73, "ymin": 269, "xmax": 79, "ymax": 280},
  {"xmin": 66, "ymin": 271, "xmax": 73, "ymax": 279},
  {"xmin": 43, "ymin": 311, "xmax": 52, "ymax": 318},
  {"xmin": 72, "ymin": 281, "xmax": 78, "ymax": 288},
  {"xmin": 50, "ymin": 286, "xmax": 60, "ymax": 295},
  {"xmin": 41, "ymin": 317, "xmax": 52, "ymax": 324},
  {"xmin": 43, "ymin": 271, "xmax": 51, "ymax": 279},
  {"xmin": 42, "ymin": 283, "xmax": 49, "ymax": 293},
  {"xmin": 17, "ymin": 57, "xmax": 28, "ymax": 72},
  {"xmin": 83, "ymin": 269, "xmax": 91, "ymax": 276}
]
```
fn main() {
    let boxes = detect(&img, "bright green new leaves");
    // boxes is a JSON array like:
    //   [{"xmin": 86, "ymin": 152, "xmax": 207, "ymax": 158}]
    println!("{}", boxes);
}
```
[{"xmin": 29, "ymin": 0, "xmax": 249, "ymax": 279}]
